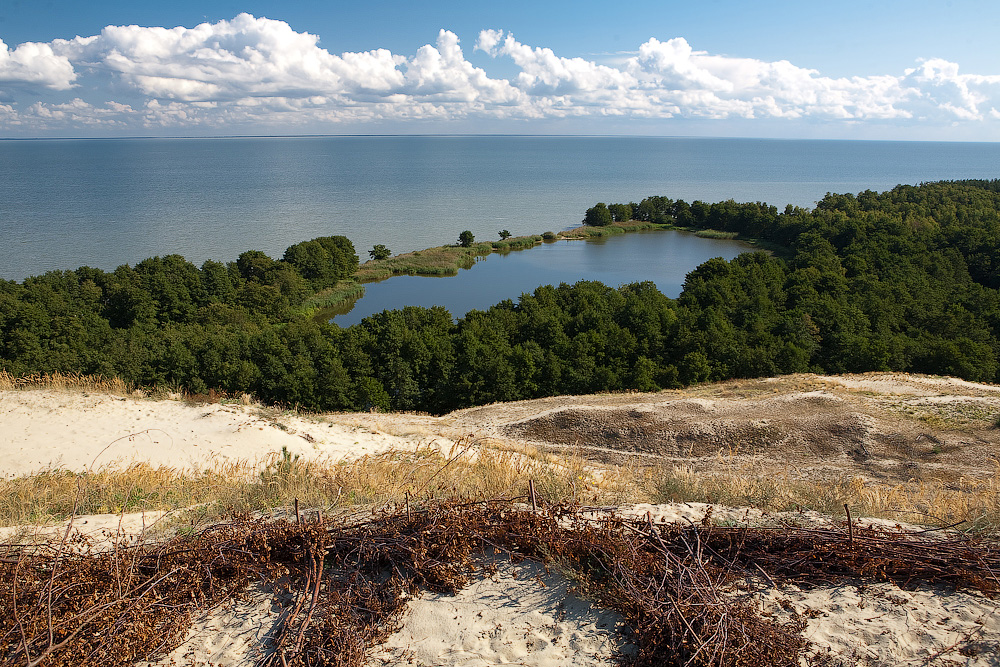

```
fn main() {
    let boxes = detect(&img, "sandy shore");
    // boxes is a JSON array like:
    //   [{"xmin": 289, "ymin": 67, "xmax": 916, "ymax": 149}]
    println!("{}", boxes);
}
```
[{"xmin": 2, "ymin": 381, "xmax": 999, "ymax": 666}]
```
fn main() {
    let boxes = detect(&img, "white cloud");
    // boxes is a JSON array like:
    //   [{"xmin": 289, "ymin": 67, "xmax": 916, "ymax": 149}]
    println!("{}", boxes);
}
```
[
  {"xmin": 0, "ymin": 16, "xmax": 998, "ymax": 135},
  {"xmin": 0, "ymin": 39, "xmax": 76, "ymax": 89},
  {"xmin": 49, "ymin": 14, "xmax": 406, "ymax": 102}
]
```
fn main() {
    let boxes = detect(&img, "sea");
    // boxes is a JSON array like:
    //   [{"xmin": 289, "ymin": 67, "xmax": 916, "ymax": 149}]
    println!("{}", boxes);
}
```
[{"xmin": 1, "ymin": 135, "xmax": 998, "ymax": 288}]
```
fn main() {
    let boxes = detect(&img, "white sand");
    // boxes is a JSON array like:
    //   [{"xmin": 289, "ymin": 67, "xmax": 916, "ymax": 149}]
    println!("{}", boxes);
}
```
[
  {"xmin": 369, "ymin": 555, "xmax": 633, "ymax": 667},
  {"xmin": 0, "ymin": 389, "xmax": 449, "ymax": 476},
  {"xmin": 3, "ymin": 386, "xmax": 999, "ymax": 666}
]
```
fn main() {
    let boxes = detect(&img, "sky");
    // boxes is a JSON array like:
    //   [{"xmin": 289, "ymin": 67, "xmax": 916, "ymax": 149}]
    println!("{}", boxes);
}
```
[{"xmin": 1, "ymin": 0, "xmax": 999, "ymax": 140}]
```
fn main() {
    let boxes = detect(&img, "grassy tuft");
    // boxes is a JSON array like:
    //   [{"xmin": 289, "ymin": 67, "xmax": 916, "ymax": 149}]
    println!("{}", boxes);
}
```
[{"xmin": 491, "ymin": 235, "xmax": 542, "ymax": 252}]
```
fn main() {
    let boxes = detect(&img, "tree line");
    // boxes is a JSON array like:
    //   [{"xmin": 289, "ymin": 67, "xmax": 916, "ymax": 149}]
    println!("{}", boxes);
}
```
[{"xmin": 2, "ymin": 180, "xmax": 999, "ymax": 413}]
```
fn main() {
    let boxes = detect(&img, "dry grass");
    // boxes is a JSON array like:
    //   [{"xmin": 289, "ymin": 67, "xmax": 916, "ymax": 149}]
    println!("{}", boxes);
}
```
[
  {"xmin": 0, "ymin": 371, "xmax": 131, "ymax": 394},
  {"xmin": 7, "ymin": 438, "xmax": 997, "ymax": 541},
  {"xmin": 652, "ymin": 464, "xmax": 1000, "ymax": 534},
  {"xmin": 0, "ymin": 440, "xmax": 643, "ymax": 533}
]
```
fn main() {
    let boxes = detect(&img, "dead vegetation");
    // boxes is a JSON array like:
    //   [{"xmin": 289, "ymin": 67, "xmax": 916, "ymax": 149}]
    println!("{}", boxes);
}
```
[
  {"xmin": 0, "ymin": 371, "xmax": 132, "ymax": 395},
  {"xmin": 3, "ymin": 499, "xmax": 998, "ymax": 667}
]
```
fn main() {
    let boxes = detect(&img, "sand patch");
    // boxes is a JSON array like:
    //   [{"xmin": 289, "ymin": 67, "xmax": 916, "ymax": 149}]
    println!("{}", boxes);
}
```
[
  {"xmin": 368, "ymin": 555, "xmax": 634, "ymax": 667},
  {"xmin": 0, "ymin": 389, "xmax": 450, "ymax": 476}
]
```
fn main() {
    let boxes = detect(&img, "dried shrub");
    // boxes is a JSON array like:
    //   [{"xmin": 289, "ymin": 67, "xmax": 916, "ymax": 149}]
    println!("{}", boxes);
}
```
[{"xmin": 2, "ymin": 500, "xmax": 997, "ymax": 667}]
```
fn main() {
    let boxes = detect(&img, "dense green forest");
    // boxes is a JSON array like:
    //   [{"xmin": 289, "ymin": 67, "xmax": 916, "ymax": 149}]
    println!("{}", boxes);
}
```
[{"xmin": 2, "ymin": 180, "xmax": 999, "ymax": 413}]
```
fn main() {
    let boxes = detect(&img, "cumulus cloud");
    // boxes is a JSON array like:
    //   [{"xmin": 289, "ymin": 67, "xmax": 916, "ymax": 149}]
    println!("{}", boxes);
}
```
[
  {"xmin": 48, "ymin": 14, "xmax": 407, "ymax": 102},
  {"xmin": 0, "ymin": 39, "xmax": 76, "ymax": 89},
  {"xmin": 0, "ymin": 16, "xmax": 998, "ymax": 134}
]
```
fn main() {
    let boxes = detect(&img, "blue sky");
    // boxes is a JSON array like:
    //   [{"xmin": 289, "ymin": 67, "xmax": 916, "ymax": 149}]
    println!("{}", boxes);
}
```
[{"xmin": 1, "ymin": 0, "xmax": 998, "ymax": 140}]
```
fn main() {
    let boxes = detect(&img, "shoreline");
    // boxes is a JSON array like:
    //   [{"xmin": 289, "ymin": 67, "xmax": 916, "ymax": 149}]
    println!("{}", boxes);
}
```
[{"xmin": 310, "ymin": 220, "xmax": 771, "ymax": 321}]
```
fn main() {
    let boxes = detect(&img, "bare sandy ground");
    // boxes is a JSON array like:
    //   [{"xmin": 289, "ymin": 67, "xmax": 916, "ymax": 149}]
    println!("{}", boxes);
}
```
[
  {"xmin": 0, "ymin": 389, "xmax": 455, "ymax": 476},
  {"xmin": 3, "ymin": 373, "xmax": 999, "ymax": 666}
]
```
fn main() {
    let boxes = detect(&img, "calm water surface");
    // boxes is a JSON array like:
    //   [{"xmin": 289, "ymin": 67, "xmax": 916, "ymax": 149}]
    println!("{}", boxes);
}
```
[
  {"xmin": 332, "ymin": 230, "xmax": 753, "ymax": 325},
  {"xmin": 2, "ymin": 136, "xmax": 999, "ymax": 281}
]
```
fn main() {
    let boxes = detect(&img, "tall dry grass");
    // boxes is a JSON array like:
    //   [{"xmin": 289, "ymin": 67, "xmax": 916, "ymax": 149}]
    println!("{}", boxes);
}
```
[
  {"xmin": 652, "ymin": 464, "xmax": 1000, "ymax": 534},
  {"xmin": 0, "ymin": 440, "xmax": 644, "ymax": 532},
  {"xmin": 0, "ymin": 371, "xmax": 131, "ymax": 394}
]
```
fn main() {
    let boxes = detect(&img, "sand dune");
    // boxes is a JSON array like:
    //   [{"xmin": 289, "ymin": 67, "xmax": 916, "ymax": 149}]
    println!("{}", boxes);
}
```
[{"xmin": 2, "ymin": 374, "xmax": 999, "ymax": 666}]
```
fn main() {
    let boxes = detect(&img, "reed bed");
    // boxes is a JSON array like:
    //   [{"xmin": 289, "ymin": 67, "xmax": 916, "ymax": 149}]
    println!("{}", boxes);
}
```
[{"xmin": 694, "ymin": 229, "xmax": 739, "ymax": 239}]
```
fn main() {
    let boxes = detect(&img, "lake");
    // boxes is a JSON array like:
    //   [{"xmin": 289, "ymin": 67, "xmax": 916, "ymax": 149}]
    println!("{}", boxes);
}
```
[
  {"xmin": 2, "ymin": 136, "xmax": 999, "ymax": 282},
  {"xmin": 330, "ymin": 230, "xmax": 753, "ymax": 326}
]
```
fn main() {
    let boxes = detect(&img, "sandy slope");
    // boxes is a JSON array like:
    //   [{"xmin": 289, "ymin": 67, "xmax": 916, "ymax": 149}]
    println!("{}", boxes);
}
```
[
  {"xmin": 0, "ymin": 389, "xmax": 454, "ymax": 476},
  {"xmin": 3, "ymin": 373, "xmax": 1000, "ymax": 666}
]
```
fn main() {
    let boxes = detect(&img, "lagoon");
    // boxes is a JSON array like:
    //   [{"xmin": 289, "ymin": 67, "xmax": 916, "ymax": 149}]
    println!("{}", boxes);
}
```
[{"xmin": 331, "ymin": 229, "xmax": 753, "ymax": 326}]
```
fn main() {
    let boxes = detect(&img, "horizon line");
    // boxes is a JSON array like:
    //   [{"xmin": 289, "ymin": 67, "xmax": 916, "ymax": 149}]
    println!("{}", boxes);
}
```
[{"xmin": 1, "ymin": 133, "xmax": 997, "ymax": 144}]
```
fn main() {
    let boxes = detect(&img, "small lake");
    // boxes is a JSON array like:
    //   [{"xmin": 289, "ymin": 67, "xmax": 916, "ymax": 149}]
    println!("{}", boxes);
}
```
[{"xmin": 331, "ymin": 230, "xmax": 753, "ymax": 326}]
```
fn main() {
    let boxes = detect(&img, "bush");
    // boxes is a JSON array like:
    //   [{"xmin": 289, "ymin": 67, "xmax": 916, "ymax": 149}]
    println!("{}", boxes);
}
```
[{"xmin": 458, "ymin": 230, "xmax": 475, "ymax": 247}]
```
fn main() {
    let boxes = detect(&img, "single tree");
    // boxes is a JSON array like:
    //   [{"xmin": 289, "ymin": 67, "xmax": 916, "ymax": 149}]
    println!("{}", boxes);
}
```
[
  {"xmin": 458, "ymin": 230, "xmax": 475, "ymax": 247},
  {"xmin": 583, "ymin": 203, "xmax": 613, "ymax": 227},
  {"xmin": 369, "ymin": 244, "xmax": 391, "ymax": 260},
  {"xmin": 498, "ymin": 229, "xmax": 512, "ymax": 240}
]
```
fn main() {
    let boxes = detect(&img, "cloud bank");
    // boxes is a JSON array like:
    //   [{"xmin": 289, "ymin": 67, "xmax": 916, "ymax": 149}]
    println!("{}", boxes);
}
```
[{"xmin": 1, "ymin": 14, "xmax": 998, "ymax": 136}]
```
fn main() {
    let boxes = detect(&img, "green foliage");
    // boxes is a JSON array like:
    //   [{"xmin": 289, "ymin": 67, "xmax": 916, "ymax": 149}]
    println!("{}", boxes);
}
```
[
  {"xmin": 458, "ymin": 230, "xmax": 475, "ymax": 247},
  {"xmin": 583, "ymin": 203, "xmax": 613, "ymax": 227},
  {"xmin": 607, "ymin": 203, "xmax": 633, "ymax": 223},
  {"xmin": 3, "ymin": 180, "xmax": 1000, "ymax": 416},
  {"xmin": 368, "ymin": 244, "xmax": 391, "ymax": 260},
  {"xmin": 283, "ymin": 236, "xmax": 358, "ymax": 290},
  {"xmin": 498, "ymin": 229, "xmax": 512, "ymax": 240}
]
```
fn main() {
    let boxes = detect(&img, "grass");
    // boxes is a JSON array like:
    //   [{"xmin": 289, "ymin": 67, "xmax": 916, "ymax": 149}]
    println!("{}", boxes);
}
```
[
  {"xmin": 0, "ymin": 439, "xmax": 645, "ymax": 533},
  {"xmin": 558, "ymin": 220, "xmax": 673, "ymax": 240},
  {"xmin": 490, "ymin": 235, "xmax": 542, "ymax": 252},
  {"xmin": 295, "ymin": 280, "xmax": 365, "ymax": 318},
  {"xmin": 694, "ymin": 229, "xmax": 739, "ymax": 240},
  {"xmin": 652, "ymin": 464, "xmax": 1000, "ymax": 534},
  {"xmin": 5, "ymin": 372, "xmax": 998, "ymax": 537},
  {"xmin": 6, "ymin": 435, "xmax": 999, "ymax": 538},
  {"xmin": 883, "ymin": 398, "xmax": 1000, "ymax": 429},
  {"xmin": 559, "ymin": 225, "xmax": 627, "ymax": 239},
  {"xmin": 0, "ymin": 370, "xmax": 131, "ymax": 394},
  {"xmin": 354, "ymin": 243, "xmax": 493, "ymax": 282}
]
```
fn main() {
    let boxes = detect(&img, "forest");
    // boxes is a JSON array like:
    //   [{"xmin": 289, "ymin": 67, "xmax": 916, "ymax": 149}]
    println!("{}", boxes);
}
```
[{"xmin": 1, "ymin": 179, "xmax": 998, "ymax": 414}]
